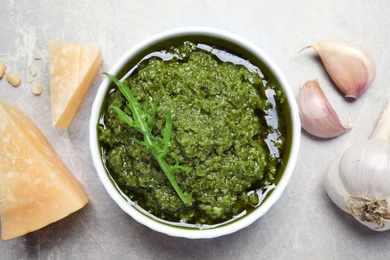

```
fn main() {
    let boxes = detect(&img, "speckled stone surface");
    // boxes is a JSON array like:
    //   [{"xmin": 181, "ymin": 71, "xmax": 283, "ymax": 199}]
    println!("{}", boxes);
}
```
[{"xmin": 2, "ymin": 1, "xmax": 390, "ymax": 259}]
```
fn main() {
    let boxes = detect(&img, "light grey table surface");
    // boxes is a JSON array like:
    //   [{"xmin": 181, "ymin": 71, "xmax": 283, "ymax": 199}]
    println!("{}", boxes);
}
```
[{"xmin": 2, "ymin": 1, "xmax": 390, "ymax": 259}]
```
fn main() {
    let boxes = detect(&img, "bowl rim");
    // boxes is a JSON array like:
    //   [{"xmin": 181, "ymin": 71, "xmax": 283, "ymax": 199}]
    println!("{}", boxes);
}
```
[{"xmin": 89, "ymin": 26, "xmax": 301, "ymax": 239}]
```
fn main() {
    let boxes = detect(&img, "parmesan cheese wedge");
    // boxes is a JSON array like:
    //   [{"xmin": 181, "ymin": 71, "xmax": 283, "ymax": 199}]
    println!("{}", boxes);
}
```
[
  {"xmin": 0, "ymin": 100, "xmax": 89, "ymax": 240},
  {"xmin": 49, "ymin": 40, "xmax": 102, "ymax": 128}
]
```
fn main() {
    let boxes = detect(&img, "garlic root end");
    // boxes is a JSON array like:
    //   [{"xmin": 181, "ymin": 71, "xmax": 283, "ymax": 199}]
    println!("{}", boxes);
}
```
[{"xmin": 347, "ymin": 195, "xmax": 390, "ymax": 229}]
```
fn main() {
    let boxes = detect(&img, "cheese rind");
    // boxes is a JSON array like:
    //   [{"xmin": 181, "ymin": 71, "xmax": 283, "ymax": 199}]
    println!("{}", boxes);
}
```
[
  {"xmin": 0, "ymin": 100, "xmax": 89, "ymax": 240},
  {"xmin": 49, "ymin": 40, "xmax": 102, "ymax": 128}
]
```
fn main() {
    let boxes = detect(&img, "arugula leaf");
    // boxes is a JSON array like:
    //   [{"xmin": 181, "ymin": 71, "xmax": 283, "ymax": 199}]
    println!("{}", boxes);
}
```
[{"xmin": 104, "ymin": 73, "xmax": 192, "ymax": 205}]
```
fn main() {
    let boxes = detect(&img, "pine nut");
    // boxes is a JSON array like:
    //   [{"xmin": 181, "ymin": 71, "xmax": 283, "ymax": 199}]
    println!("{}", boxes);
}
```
[
  {"xmin": 32, "ymin": 81, "xmax": 43, "ymax": 95},
  {"xmin": 33, "ymin": 52, "xmax": 42, "ymax": 60},
  {"xmin": 6, "ymin": 72, "xmax": 21, "ymax": 87},
  {"xmin": 0, "ymin": 61, "xmax": 5, "ymax": 78}
]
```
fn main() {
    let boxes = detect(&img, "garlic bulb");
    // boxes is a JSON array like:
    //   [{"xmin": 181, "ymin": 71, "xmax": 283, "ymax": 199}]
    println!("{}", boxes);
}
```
[
  {"xmin": 325, "ymin": 101, "xmax": 390, "ymax": 231},
  {"xmin": 297, "ymin": 79, "xmax": 352, "ymax": 138},
  {"xmin": 302, "ymin": 41, "xmax": 376, "ymax": 99}
]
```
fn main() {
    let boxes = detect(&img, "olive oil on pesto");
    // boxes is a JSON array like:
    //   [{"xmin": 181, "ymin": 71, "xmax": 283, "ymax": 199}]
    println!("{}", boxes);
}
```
[{"xmin": 98, "ymin": 41, "xmax": 289, "ymax": 227}]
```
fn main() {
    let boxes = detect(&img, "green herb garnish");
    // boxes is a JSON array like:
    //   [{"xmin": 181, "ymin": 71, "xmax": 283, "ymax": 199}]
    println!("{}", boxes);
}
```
[{"xmin": 104, "ymin": 73, "xmax": 192, "ymax": 205}]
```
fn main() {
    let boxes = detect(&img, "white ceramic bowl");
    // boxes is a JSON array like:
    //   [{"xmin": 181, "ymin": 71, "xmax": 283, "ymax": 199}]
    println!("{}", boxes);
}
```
[{"xmin": 89, "ymin": 27, "xmax": 301, "ymax": 239}]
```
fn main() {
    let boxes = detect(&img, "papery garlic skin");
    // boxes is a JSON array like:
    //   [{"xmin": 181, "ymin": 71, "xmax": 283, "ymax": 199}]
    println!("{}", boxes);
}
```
[
  {"xmin": 303, "ymin": 41, "xmax": 376, "ymax": 99},
  {"xmin": 324, "ymin": 140, "xmax": 390, "ymax": 231},
  {"xmin": 298, "ymin": 79, "xmax": 352, "ymax": 138}
]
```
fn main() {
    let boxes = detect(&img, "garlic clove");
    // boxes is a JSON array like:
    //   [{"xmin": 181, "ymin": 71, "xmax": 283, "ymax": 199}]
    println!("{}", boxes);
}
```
[
  {"xmin": 301, "ymin": 41, "xmax": 376, "ymax": 99},
  {"xmin": 371, "ymin": 101, "xmax": 390, "ymax": 141},
  {"xmin": 298, "ymin": 79, "xmax": 352, "ymax": 138}
]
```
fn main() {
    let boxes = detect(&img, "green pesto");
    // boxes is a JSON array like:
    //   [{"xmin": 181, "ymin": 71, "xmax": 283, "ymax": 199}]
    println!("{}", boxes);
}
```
[{"xmin": 98, "ymin": 42, "xmax": 288, "ymax": 226}]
